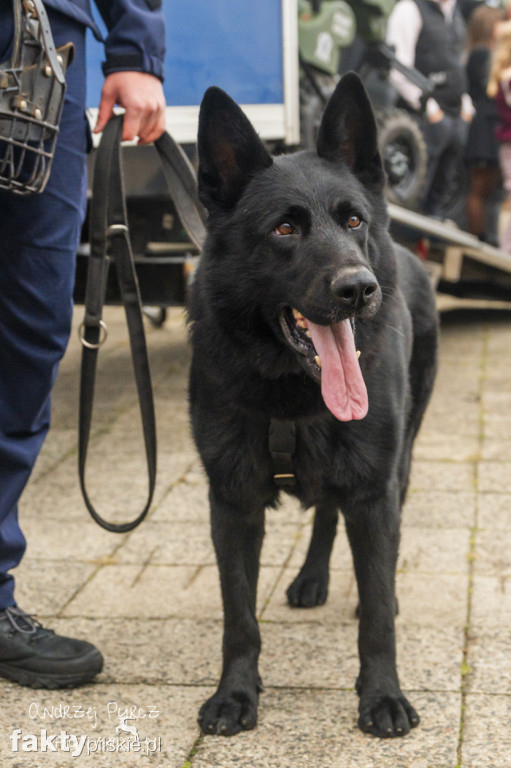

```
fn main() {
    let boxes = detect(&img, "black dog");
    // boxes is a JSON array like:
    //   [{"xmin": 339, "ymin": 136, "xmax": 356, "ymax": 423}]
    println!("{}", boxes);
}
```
[{"xmin": 189, "ymin": 72, "xmax": 438, "ymax": 739}]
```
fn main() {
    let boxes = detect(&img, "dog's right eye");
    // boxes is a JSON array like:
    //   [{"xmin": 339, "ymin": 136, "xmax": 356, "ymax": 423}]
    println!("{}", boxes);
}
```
[{"xmin": 274, "ymin": 222, "xmax": 296, "ymax": 236}]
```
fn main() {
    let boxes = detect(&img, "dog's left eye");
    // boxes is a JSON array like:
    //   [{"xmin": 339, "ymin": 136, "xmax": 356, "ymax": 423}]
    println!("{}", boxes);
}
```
[
  {"xmin": 274, "ymin": 222, "xmax": 296, "ymax": 236},
  {"xmin": 348, "ymin": 215, "xmax": 361, "ymax": 229}
]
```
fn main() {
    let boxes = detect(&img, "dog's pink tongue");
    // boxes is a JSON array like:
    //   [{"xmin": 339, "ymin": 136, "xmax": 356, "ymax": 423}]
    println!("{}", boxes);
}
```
[{"xmin": 307, "ymin": 318, "xmax": 368, "ymax": 421}]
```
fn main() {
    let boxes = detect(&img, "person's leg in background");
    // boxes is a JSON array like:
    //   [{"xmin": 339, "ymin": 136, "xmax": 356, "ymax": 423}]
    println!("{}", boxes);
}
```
[
  {"xmin": 419, "ymin": 116, "xmax": 451, "ymax": 217},
  {"xmin": 0, "ymin": 9, "xmax": 103, "ymax": 687},
  {"xmin": 466, "ymin": 164, "xmax": 502, "ymax": 243},
  {"xmin": 421, "ymin": 115, "xmax": 469, "ymax": 219}
]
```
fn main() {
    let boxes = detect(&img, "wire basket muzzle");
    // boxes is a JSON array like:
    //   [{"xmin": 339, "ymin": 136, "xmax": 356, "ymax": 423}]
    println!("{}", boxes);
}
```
[{"xmin": 0, "ymin": 0, "xmax": 74, "ymax": 195}]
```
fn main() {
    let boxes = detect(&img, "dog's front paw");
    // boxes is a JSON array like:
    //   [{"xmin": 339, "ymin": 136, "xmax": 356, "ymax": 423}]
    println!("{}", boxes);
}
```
[
  {"xmin": 198, "ymin": 689, "xmax": 258, "ymax": 736},
  {"xmin": 286, "ymin": 569, "xmax": 329, "ymax": 607},
  {"xmin": 358, "ymin": 693, "xmax": 420, "ymax": 738}
]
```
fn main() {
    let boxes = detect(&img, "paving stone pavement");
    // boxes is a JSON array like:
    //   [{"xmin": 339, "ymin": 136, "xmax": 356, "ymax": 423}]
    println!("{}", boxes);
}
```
[{"xmin": 1, "ymin": 300, "xmax": 511, "ymax": 767}]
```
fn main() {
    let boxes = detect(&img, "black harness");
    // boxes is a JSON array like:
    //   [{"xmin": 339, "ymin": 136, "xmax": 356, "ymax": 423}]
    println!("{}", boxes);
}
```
[{"xmin": 268, "ymin": 418, "xmax": 297, "ymax": 487}]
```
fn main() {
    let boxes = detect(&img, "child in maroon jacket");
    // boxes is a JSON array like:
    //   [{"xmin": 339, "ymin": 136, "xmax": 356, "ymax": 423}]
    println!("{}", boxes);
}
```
[{"xmin": 488, "ymin": 21, "xmax": 511, "ymax": 252}]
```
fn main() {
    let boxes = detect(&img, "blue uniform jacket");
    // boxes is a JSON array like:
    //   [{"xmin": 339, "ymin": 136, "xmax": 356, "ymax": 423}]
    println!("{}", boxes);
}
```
[{"xmin": 43, "ymin": 0, "xmax": 166, "ymax": 81}]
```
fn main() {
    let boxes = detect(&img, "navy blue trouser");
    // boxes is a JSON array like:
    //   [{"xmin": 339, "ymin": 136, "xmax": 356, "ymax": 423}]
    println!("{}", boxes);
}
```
[{"xmin": 0, "ymin": 10, "xmax": 89, "ymax": 608}]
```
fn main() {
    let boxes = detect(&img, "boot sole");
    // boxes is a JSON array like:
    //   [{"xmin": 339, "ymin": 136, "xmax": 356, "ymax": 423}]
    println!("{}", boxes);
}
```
[{"xmin": 0, "ymin": 657, "xmax": 103, "ymax": 689}]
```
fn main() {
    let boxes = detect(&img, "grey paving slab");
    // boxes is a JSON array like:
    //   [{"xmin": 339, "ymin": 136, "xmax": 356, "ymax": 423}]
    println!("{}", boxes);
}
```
[
  {"xmin": 481, "ymin": 438, "xmax": 511, "ymax": 461},
  {"xmin": 471, "ymin": 575, "xmax": 511, "ymax": 629},
  {"xmin": 258, "ymin": 622, "xmax": 463, "ymax": 693},
  {"xmin": 116, "ymin": 521, "xmax": 216, "ymax": 567},
  {"xmin": 395, "ymin": 572, "xmax": 468, "ymax": 629},
  {"xmin": 30, "ymin": 428, "xmax": 78, "ymax": 483},
  {"xmin": 259, "ymin": 519, "xmax": 310, "ymax": 569},
  {"xmin": 466, "ymin": 627, "xmax": 511, "ymax": 694},
  {"xmin": 478, "ymin": 462, "xmax": 511, "ymax": 493},
  {"xmin": 433, "ymin": 359, "xmax": 483, "ymax": 388},
  {"xmin": 482, "ymin": 366, "xmax": 511, "ymax": 393},
  {"xmin": 152, "ymin": 475, "xmax": 211, "ymax": 523},
  {"xmin": 398, "ymin": 526, "xmax": 470, "ymax": 575},
  {"xmin": 402, "ymin": 489, "xmax": 476, "ymax": 528},
  {"xmin": 13, "ymin": 559, "xmax": 98, "ymax": 617},
  {"xmin": 474, "ymin": 530, "xmax": 511, "ymax": 576},
  {"xmin": 261, "ymin": 569, "xmax": 468, "ymax": 629},
  {"xmin": 462, "ymin": 694, "xmax": 511, "ymax": 768},
  {"xmin": 61, "ymin": 563, "xmax": 282, "ymax": 621},
  {"xmin": 419, "ymin": 406, "xmax": 481, "ymax": 438},
  {"xmin": 0, "ymin": 681, "xmax": 202, "ymax": 768},
  {"xmin": 90, "ymin": 403, "xmax": 195, "ymax": 456},
  {"xmin": 409, "ymin": 461, "xmax": 476, "ymax": 493},
  {"xmin": 482, "ymin": 390, "xmax": 511, "ymax": 411},
  {"xmin": 437, "ymin": 324, "xmax": 486, "ymax": 359},
  {"xmin": 478, "ymin": 493, "xmax": 511, "ymax": 530},
  {"xmin": 20, "ymin": 450, "xmax": 196, "ymax": 521},
  {"xmin": 485, "ymin": 323, "xmax": 511, "ymax": 357},
  {"xmin": 193, "ymin": 690, "xmax": 461, "ymax": 768},
  {"xmin": 19, "ymin": 516, "xmax": 121, "ymax": 564},
  {"xmin": 45, "ymin": 616, "xmax": 463, "ymax": 697},
  {"xmin": 288, "ymin": 522, "xmax": 471, "ymax": 575},
  {"xmin": 413, "ymin": 431, "xmax": 481, "ymax": 462},
  {"xmin": 481, "ymin": 412, "xmax": 511, "ymax": 440},
  {"xmin": 50, "ymin": 617, "xmax": 223, "ymax": 686}
]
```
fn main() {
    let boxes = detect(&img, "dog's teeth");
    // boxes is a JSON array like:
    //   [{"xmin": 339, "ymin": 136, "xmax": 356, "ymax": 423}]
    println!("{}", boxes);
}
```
[
  {"xmin": 297, "ymin": 319, "xmax": 308, "ymax": 329},
  {"xmin": 357, "ymin": 350, "xmax": 361, "ymax": 359},
  {"xmin": 292, "ymin": 308, "xmax": 302, "ymax": 319},
  {"xmin": 305, "ymin": 330, "xmax": 311, "ymax": 338},
  {"xmin": 314, "ymin": 355, "xmax": 322, "ymax": 368}
]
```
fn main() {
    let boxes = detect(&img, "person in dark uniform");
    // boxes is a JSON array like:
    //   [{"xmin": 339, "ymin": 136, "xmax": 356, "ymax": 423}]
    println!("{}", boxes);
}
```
[
  {"xmin": 386, "ymin": 0, "xmax": 474, "ymax": 217},
  {"xmin": 0, "ymin": 0, "xmax": 166, "ymax": 689}
]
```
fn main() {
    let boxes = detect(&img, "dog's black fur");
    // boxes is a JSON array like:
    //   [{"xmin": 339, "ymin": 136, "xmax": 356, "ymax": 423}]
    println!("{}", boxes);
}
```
[{"xmin": 189, "ymin": 73, "xmax": 438, "ymax": 739}]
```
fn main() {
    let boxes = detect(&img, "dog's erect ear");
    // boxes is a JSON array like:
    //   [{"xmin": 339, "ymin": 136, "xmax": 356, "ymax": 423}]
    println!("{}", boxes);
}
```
[
  {"xmin": 317, "ymin": 72, "xmax": 384, "ymax": 186},
  {"xmin": 198, "ymin": 87, "xmax": 272, "ymax": 209}
]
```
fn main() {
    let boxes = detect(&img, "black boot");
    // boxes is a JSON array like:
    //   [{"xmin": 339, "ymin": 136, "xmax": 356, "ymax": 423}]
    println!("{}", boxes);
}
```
[{"xmin": 0, "ymin": 606, "xmax": 103, "ymax": 689}]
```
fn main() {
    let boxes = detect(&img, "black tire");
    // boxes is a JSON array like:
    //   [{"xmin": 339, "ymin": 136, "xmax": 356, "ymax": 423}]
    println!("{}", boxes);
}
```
[{"xmin": 377, "ymin": 108, "xmax": 428, "ymax": 209}]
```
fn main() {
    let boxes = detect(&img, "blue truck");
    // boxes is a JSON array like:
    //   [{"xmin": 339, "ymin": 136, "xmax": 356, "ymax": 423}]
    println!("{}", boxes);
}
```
[{"xmin": 86, "ymin": 0, "xmax": 300, "ymax": 146}]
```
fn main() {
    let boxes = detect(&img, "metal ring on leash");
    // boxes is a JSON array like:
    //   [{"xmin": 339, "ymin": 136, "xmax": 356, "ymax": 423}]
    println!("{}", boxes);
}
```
[{"xmin": 78, "ymin": 320, "xmax": 108, "ymax": 349}]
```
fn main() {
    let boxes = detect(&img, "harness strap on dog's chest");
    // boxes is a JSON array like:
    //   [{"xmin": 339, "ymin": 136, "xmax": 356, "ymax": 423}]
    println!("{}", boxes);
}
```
[{"xmin": 268, "ymin": 419, "xmax": 297, "ymax": 487}]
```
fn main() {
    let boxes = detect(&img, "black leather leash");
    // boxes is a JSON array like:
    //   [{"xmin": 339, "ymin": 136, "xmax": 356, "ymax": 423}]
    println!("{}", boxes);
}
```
[
  {"xmin": 79, "ymin": 114, "xmax": 296, "ymax": 531},
  {"xmin": 79, "ymin": 114, "xmax": 206, "ymax": 532}
]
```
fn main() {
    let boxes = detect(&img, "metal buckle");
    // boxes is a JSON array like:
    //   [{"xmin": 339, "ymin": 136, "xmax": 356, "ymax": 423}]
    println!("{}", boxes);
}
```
[
  {"xmin": 273, "ymin": 473, "xmax": 296, "ymax": 487},
  {"xmin": 106, "ymin": 224, "xmax": 128, "ymax": 236},
  {"xmin": 78, "ymin": 319, "xmax": 108, "ymax": 349}
]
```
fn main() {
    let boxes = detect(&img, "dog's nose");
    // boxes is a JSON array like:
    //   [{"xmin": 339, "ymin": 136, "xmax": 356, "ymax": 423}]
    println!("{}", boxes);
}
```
[{"xmin": 331, "ymin": 268, "xmax": 378, "ymax": 310}]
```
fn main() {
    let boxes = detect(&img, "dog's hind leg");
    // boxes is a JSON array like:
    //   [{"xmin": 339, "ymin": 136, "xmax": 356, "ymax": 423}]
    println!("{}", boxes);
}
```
[
  {"xmin": 344, "ymin": 484, "xmax": 420, "ymax": 738},
  {"xmin": 198, "ymin": 490, "xmax": 265, "ymax": 737},
  {"xmin": 287, "ymin": 502, "xmax": 338, "ymax": 608}
]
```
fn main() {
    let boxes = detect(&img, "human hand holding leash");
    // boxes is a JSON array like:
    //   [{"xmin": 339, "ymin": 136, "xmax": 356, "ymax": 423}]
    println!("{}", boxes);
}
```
[{"xmin": 94, "ymin": 71, "xmax": 166, "ymax": 144}]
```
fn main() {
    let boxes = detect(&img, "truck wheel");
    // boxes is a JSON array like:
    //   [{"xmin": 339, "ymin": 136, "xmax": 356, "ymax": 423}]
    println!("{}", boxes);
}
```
[{"xmin": 377, "ymin": 109, "xmax": 427, "ymax": 209}]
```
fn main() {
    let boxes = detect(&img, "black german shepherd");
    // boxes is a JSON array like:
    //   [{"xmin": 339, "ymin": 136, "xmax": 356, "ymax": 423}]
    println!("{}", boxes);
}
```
[{"xmin": 189, "ymin": 73, "xmax": 438, "ymax": 739}]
